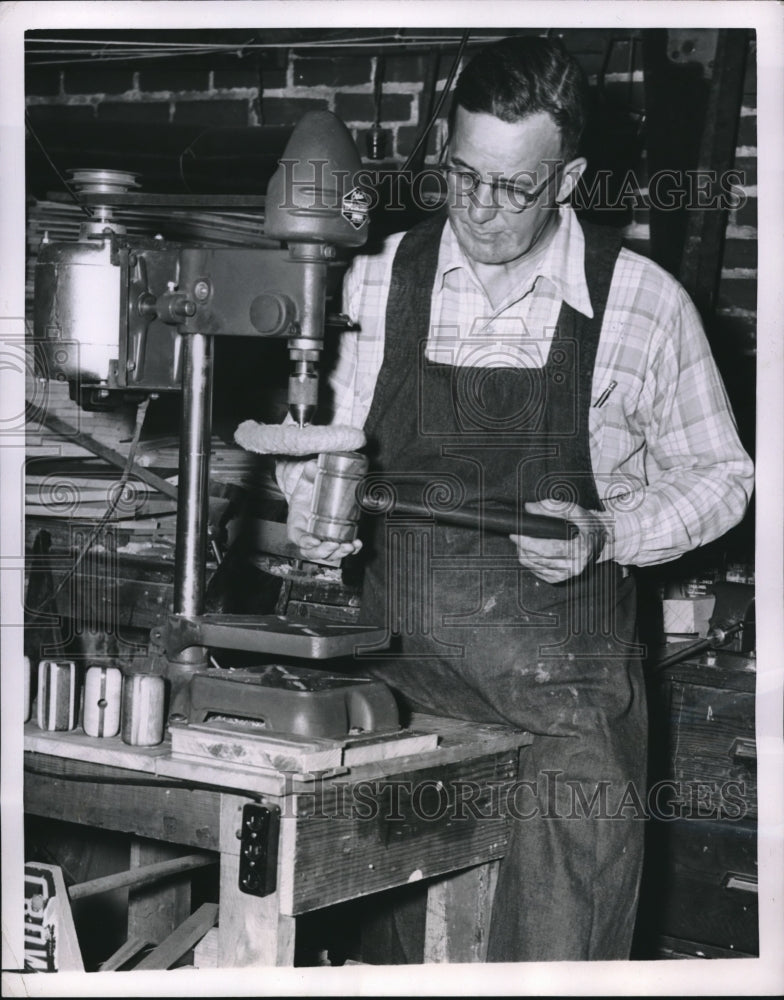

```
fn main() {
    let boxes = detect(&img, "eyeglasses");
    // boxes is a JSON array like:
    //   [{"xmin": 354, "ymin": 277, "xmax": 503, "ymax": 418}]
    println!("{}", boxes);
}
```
[{"xmin": 440, "ymin": 157, "xmax": 562, "ymax": 213}]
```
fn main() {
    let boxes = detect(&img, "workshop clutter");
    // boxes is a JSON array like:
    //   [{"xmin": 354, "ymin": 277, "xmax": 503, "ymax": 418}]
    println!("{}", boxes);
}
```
[{"xmin": 28, "ymin": 658, "xmax": 165, "ymax": 746}]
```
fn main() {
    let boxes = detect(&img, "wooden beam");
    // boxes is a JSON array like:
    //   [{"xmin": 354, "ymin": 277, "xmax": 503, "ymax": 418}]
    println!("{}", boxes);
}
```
[
  {"xmin": 127, "ymin": 839, "xmax": 193, "ymax": 947},
  {"xmin": 24, "ymin": 759, "xmax": 221, "ymax": 850},
  {"xmin": 69, "ymin": 853, "xmax": 217, "ymax": 900},
  {"xmin": 424, "ymin": 861, "xmax": 500, "ymax": 963},
  {"xmin": 216, "ymin": 794, "xmax": 296, "ymax": 966},
  {"xmin": 99, "ymin": 935, "xmax": 153, "ymax": 972},
  {"xmin": 133, "ymin": 902, "xmax": 219, "ymax": 970}
]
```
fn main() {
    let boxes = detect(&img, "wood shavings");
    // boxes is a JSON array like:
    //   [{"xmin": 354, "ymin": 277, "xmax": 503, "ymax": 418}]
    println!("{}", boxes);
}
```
[{"xmin": 234, "ymin": 420, "xmax": 366, "ymax": 456}]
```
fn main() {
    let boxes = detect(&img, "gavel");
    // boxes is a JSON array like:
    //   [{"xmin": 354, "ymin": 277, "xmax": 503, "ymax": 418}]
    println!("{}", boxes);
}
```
[{"xmin": 308, "ymin": 453, "xmax": 579, "ymax": 543}]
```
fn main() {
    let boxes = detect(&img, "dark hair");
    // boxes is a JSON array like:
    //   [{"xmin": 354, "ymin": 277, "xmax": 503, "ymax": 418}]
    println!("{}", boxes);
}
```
[{"xmin": 452, "ymin": 35, "xmax": 589, "ymax": 161}]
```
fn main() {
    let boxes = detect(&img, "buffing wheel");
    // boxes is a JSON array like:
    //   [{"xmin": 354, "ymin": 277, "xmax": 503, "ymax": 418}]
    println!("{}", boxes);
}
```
[{"xmin": 234, "ymin": 420, "xmax": 366, "ymax": 456}]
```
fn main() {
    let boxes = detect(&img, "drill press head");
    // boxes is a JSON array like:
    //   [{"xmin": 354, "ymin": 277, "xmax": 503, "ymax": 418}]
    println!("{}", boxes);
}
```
[{"xmin": 264, "ymin": 111, "xmax": 370, "ymax": 425}]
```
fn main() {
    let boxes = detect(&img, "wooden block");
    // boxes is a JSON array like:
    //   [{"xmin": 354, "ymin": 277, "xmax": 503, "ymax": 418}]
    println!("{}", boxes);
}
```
[
  {"xmin": 83, "ymin": 665, "xmax": 122, "ymax": 738},
  {"xmin": 36, "ymin": 660, "xmax": 78, "ymax": 731},
  {"xmin": 134, "ymin": 902, "xmax": 219, "ymax": 970},
  {"xmin": 170, "ymin": 719, "xmax": 343, "ymax": 774},
  {"xmin": 122, "ymin": 674, "xmax": 166, "ymax": 747}
]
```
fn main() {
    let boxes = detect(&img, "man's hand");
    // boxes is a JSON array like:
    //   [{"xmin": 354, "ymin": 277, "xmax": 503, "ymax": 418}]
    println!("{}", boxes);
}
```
[
  {"xmin": 287, "ymin": 458, "xmax": 363, "ymax": 564},
  {"xmin": 509, "ymin": 499, "xmax": 608, "ymax": 583}
]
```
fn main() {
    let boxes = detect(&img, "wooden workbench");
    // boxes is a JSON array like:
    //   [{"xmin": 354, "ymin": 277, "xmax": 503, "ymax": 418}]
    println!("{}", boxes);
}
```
[{"xmin": 24, "ymin": 716, "xmax": 530, "ymax": 968}]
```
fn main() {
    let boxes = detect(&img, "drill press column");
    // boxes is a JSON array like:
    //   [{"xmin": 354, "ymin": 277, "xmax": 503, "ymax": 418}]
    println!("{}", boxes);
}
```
[{"xmin": 168, "ymin": 331, "xmax": 213, "ymax": 718}]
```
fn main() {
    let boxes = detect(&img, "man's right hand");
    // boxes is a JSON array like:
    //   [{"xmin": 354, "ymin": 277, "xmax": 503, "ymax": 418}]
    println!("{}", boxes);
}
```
[{"xmin": 286, "ymin": 458, "xmax": 364, "ymax": 563}]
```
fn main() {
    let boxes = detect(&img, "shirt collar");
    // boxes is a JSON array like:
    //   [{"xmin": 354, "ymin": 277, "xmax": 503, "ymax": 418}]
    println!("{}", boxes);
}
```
[{"xmin": 438, "ymin": 205, "xmax": 594, "ymax": 319}]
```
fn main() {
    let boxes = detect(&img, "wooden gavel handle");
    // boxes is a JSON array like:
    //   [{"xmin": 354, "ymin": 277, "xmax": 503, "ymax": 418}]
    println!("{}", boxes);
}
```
[{"xmin": 372, "ymin": 499, "xmax": 578, "ymax": 541}]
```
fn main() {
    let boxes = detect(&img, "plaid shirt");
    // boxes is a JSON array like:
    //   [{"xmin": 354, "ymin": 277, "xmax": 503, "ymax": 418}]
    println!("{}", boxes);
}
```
[{"xmin": 279, "ymin": 206, "xmax": 753, "ymax": 567}]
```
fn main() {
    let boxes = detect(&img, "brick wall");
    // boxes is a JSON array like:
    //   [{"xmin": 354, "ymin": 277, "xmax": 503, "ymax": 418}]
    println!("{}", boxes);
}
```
[{"xmin": 26, "ymin": 29, "xmax": 756, "ymax": 309}]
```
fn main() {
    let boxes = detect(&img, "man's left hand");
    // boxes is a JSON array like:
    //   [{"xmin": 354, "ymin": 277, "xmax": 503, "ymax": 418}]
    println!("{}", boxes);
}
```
[{"xmin": 509, "ymin": 499, "xmax": 609, "ymax": 583}]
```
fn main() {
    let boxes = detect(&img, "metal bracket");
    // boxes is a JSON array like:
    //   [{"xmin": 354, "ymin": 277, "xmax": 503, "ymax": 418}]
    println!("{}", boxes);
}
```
[{"xmin": 238, "ymin": 803, "xmax": 280, "ymax": 897}]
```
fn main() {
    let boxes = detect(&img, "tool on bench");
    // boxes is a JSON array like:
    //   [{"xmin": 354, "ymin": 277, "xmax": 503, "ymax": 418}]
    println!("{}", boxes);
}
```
[{"xmin": 652, "ymin": 581, "xmax": 755, "ymax": 672}]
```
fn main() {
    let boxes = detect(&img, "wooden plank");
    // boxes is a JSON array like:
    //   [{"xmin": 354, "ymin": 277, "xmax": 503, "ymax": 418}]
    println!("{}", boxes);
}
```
[
  {"xmin": 25, "ymin": 726, "xmax": 168, "ymax": 773},
  {"xmin": 154, "ymin": 752, "xmax": 298, "ymax": 797},
  {"xmin": 25, "ymin": 714, "xmax": 529, "ymax": 804},
  {"xmin": 338, "ymin": 714, "xmax": 530, "ymax": 782},
  {"xmin": 169, "ymin": 720, "xmax": 343, "ymax": 774},
  {"xmin": 69, "ymin": 853, "xmax": 216, "ymax": 900},
  {"xmin": 134, "ymin": 902, "xmax": 219, "ymax": 970},
  {"xmin": 170, "ymin": 719, "xmax": 440, "ymax": 772},
  {"xmin": 283, "ymin": 750, "xmax": 518, "ymax": 914},
  {"xmin": 24, "ymin": 764, "xmax": 221, "ymax": 850},
  {"xmin": 25, "ymin": 724, "xmax": 296, "ymax": 796},
  {"xmin": 99, "ymin": 935, "xmax": 153, "ymax": 972},
  {"xmin": 424, "ymin": 861, "xmax": 500, "ymax": 963},
  {"xmin": 217, "ymin": 795, "xmax": 296, "ymax": 967}
]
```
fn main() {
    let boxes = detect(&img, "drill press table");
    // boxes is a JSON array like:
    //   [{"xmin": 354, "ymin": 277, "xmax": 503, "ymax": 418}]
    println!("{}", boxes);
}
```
[{"xmin": 24, "ymin": 715, "xmax": 530, "ymax": 968}]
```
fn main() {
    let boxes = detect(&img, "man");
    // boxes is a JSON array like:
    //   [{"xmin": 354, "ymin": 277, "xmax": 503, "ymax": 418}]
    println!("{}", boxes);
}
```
[{"xmin": 278, "ymin": 36, "xmax": 753, "ymax": 961}]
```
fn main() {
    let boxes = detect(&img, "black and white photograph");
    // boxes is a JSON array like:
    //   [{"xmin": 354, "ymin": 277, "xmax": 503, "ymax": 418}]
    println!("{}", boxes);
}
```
[{"xmin": 1, "ymin": 1, "xmax": 782, "ymax": 996}]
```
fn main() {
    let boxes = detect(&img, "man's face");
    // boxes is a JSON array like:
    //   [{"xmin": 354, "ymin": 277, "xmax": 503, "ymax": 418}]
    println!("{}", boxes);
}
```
[{"xmin": 445, "ymin": 107, "xmax": 575, "ymax": 265}]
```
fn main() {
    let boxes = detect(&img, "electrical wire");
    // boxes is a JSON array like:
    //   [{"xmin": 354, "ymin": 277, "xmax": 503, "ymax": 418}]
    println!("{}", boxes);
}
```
[
  {"xmin": 401, "ymin": 29, "xmax": 470, "ymax": 173},
  {"xmin": 46, "ymin": 397, "xmax": 151, "ymax": 607},
  {"xmin": 24, "ymin": 761, "xmax": 264, "ymax": 800},
  {"xmin": 372, "ymin": 53, "xmax": 385, "ymax": 125},
  {"xmin": 24, "ymin": 110, "xmax": 93, "ymax": 219},
  {"xmin": 25, "ymin": 33, "xmax": 499, "ymax": 66}
]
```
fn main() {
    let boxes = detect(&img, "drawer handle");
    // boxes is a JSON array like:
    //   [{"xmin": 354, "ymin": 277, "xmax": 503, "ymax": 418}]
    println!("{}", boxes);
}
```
[
  {"xmin": 723, "ymin": 872, "xmax": 758, "ymax": 894},
  {"xmin": 729, "ymin": 737, "xmax": 756, "ymax": 763}
]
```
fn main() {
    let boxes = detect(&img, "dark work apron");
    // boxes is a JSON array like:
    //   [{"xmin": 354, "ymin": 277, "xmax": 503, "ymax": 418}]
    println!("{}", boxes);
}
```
[{"xmin": 356, "ymin": 215, "xmax": 648, "ymax": 962}]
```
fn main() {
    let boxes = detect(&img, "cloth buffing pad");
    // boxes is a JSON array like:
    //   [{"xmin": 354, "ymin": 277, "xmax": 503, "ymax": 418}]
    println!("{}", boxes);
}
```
[{"xmin": 234, "ymin": 420, "xmax": 366, "ymax": 456}]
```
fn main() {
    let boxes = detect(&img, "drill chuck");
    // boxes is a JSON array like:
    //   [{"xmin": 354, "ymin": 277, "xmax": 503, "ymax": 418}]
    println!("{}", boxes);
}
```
[{"xmin": 289, "ymin": 358, "xmax": 319, "ymax": 427}]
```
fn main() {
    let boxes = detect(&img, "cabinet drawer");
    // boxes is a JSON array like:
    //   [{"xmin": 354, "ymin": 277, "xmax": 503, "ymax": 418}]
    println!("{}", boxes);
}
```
[
  {"xmin": 658, "ymin": 818, "xmax": 758, "ymax": 955},
  {"xmin": 670, "ymin": 683, "xmax": 757, "ymax": 818}
]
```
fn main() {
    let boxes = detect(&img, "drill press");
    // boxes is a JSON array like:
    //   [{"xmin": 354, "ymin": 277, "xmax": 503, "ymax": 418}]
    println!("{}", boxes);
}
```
[{"xmin": 32, "ymin": 111, "xmax": 397, "ymax": 741}]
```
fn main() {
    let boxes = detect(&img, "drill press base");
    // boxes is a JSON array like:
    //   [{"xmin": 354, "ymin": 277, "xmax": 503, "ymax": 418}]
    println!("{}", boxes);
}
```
[{"xmin": 186, "ymin": 663, "xmax": 400, "ymax": 739}]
